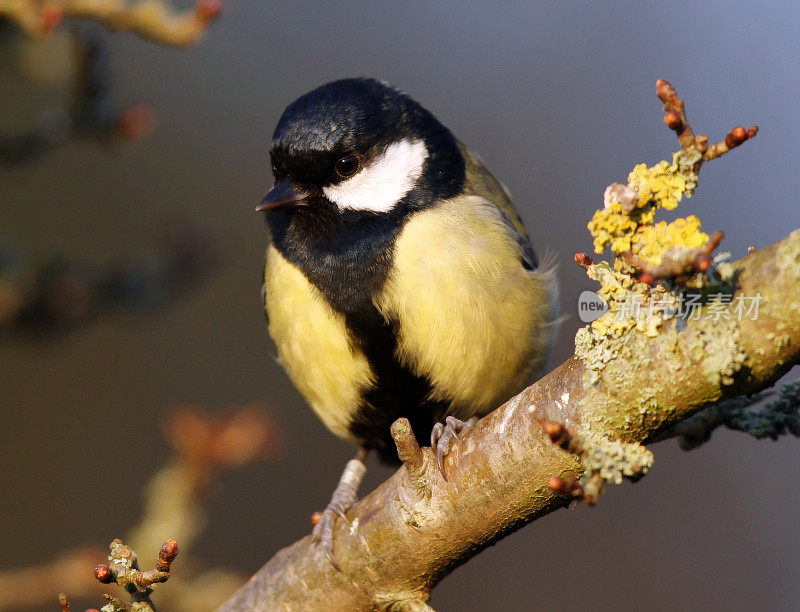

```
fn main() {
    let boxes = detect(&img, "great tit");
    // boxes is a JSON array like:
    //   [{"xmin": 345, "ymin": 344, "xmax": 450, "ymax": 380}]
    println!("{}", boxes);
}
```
[{"xmin": 258, "ymin": 78, "xmax": 559, "ymax": 566}]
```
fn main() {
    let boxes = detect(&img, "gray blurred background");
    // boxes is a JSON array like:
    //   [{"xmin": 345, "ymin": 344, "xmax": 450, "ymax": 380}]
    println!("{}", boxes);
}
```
[{"xmin": 2, "ymin": 1, "xmax": 800, "ymax": 610}]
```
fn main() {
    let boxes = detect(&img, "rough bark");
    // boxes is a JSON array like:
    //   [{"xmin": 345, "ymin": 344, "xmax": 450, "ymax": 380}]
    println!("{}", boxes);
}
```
[{"xmin": 220, "ymin": 229, "xmax": 800, "ymax": 611}]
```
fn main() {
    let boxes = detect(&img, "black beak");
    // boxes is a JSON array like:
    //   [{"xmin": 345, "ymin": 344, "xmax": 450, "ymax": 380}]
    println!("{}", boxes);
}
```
[{"xmin": 255, "ymin": 180, "xmax": 308, "ymax": 212}]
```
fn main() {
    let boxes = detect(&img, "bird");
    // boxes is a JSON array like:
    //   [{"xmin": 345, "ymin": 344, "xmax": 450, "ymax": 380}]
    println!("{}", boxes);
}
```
[{"xmin": 257, "ymin": 78, "xmax": 559, "ymax": 568}]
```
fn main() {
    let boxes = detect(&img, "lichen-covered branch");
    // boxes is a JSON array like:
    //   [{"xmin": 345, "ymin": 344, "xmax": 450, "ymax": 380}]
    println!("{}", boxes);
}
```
[
  {"xmin": 220, "ymin": 81, "xmax": 798, "ymax": 611},
  {"xmin": 588, "ymin": 79, "xmax": 756, "ymax": 288},
  {"xmin": 92, "ymin": 538, "xmax": 179, "ymax": 611},
  {"xmin": 541, "ymin": 421, "xmax": 652, "ymax": 505},
  {"xmin": 221, "ymin": 226, "xmax": 800, "ymax": 612}
]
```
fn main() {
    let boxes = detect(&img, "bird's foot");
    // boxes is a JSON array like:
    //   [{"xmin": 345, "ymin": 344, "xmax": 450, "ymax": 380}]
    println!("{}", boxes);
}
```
[
  {"xmin": 311, "ymin": 450, "xmax": 367, "ymax": 571},
  {"xmin": 430, "ymin": 415, "xmax": 478, "ymax": 481}
]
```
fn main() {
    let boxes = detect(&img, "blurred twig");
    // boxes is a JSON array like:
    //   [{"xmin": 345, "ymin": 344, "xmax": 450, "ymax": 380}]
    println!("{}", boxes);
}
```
[
  {"xmin": 0, "ymin": 548, "xmax": 106, "ymax": 610},
  {"xmin": 128, "ymin": 403, "xmax": 284, "ymax": 565},
  {"xmin": 0, "ymin": 403, "xmax": 283, "ymax": 611},
  {"xmin": 0, "ymin": 223, "xmax": 217, "ymax": 337},
  {"xmin": 0, "ymin": 0, "xmax": 220, "ymax": 46},
  {"xmin": 0, "ymin": 25, "xmax": 158, "ymax": 166}
]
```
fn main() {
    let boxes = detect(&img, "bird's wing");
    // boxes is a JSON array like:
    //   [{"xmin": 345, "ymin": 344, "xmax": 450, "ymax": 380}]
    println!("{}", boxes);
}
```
[
  {"xmin": 495, "ymin": 206, "xmax": 538, "ymax": 271},
  {"xmin": 458, "ymin": 143, "xmax": 538, "ymax": 270}
]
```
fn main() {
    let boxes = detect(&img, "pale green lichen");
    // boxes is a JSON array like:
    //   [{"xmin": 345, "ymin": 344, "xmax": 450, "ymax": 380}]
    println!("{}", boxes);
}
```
[
  {"xmin": 552, "ymin": 424, "xmax": 655, "ymax": 504},
  {"xmin": 100, "ymin": 597, "xmax": 154, "ymax": 612},
  {"xmin": 579, "ymin": 431, "xmax": 654, "ymax": 484},
  {"xmin": 719, "ymin": 328, "xmax": 747, "ymax": 386},
  {"xmin": 677, "ymin": 303, "xmax": 747, "ymax": 388},
  {"xmin": 575, "ymin": 260, "xmax": 680, "ymax": 383},
  {"xmin": 715, "ymin": 260, "xmax": 735, "ymax": 283},
  {"xmin": 574, "ymin": 326, "xmax": 626, "ymax": 384}
]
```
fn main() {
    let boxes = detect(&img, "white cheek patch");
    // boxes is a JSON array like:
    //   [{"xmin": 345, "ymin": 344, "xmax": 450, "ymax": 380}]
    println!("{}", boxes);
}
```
[{"xmin": 323, "ymin": 139, "xmax": 428, "ymax": 213}]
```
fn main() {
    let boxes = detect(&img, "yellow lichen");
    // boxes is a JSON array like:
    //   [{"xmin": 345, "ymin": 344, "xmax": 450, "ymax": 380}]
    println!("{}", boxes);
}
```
[
  {"xmin": 628, "ymin": 153, "xmax": 690, "ymax": 211},
  {"xmin": 588, "ymin": 149, "xmax": 705, "ymax": 262},
  {"xmin": 632, "ymin": 216, "xmax": 709, "ymax": 265},
  {"xmin": 577, "ymin": 149, "xmax": 711, "ymax": 381},
  {"xmin": 589, "ymin": 204, "xmax": 640, "ymax": 254}
]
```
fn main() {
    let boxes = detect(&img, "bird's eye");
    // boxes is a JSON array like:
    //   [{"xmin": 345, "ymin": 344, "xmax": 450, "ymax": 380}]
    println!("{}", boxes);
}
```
[{"xmin": 335, "ymin": 154, "xmax": 361, "ymax": 178}]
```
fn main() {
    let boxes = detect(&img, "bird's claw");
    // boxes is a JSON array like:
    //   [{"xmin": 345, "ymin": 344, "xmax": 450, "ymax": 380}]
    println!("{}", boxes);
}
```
[
  {"xmin": 311, "ymin": 506, "xmax": 344, "ymax": 571},
  {"xmin": 430, "ymin": 415, "xmax": 478, "ymax": 481},
  {"xmin": 311, "ymin": 455, "xmax": 365, "ymax": 572}
]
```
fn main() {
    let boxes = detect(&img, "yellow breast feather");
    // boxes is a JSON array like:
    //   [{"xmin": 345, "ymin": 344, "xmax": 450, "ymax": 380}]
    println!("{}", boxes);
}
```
[
  {"xmin": 264, "ymin": 244, "xmax": 373, "ymax": 442},
  {"xmin": 376, "ymin": 196, "xmax": 558, "ymax": 415}
]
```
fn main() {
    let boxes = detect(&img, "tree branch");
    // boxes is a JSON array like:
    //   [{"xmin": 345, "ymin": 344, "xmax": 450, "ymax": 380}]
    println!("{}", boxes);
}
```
[{"xmin": 220, "ymin": 228, "xmax": 800, "ymax": 611}]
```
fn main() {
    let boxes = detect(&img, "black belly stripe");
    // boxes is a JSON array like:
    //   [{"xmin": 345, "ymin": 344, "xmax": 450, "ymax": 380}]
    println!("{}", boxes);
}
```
[{"xmin": 344, "ymin": 306, "xmax": 451, "ymax": 464}]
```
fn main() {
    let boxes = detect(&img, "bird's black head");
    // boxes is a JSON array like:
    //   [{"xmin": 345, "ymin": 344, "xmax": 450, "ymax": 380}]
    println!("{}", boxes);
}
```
[{"xmin": 258, "ymin": 78, "xmax": 465, "ymax": 216}]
